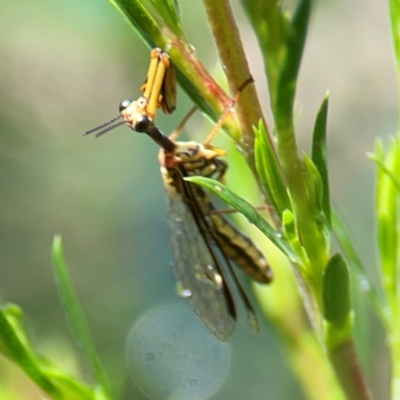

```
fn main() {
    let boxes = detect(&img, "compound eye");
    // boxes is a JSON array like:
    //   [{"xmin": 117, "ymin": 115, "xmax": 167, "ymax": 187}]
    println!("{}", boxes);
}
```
[
  {"xmin": 135, "ymin": 115, "xmax": 151, "ymax": 133},
  {"xmin": 119, "ymin": 99, "xmax": 133, "ymax": 112}
]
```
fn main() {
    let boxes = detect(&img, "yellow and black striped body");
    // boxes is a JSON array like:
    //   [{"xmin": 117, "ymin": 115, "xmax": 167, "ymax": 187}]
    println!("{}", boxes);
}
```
[{"xmin": 160, "ymin": 141, "xmax": 272, "ymax": 284}]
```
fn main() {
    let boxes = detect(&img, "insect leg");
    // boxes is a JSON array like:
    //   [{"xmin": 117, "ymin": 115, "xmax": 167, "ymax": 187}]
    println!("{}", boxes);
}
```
[
  {"xmin": 168, "ymin": 106, "xmax": 197, "ymax": 141},
  {"xmin": 146, "ymin": 50, "xmax": 173, "ymax": 120},
  {"xmin": 204, "ymin": 77, "xmax": 254, "ymax": 147},
  {"xmin": 141, "ymin": 48, "xmax": 163, "ymax": 103}
]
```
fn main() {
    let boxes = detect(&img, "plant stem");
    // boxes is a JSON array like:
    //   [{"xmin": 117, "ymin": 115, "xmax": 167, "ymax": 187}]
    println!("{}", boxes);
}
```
[
  {"xmin": 328, "ymin": 340, "xmax": 374, "ymax": 400},
  {"xmin": 391, "ymin": 337, "xmax": 400, "ymax": 399},
  {"xmin": 286, "ymin": 331, "xmax": 345, "ymax": 400},
  {"xmin": 389, "ymin": 306, "xmax": 400, "ymax": 399},
  {"xmin": 275, "ymin": 118, "xmax": 328, "ymax": 316},
  {"xmin": 201, "ymin": 0, "xmax": 270, "ymax": 170},
  {"xmin": 255, "ymin": 276, "xmax": 346, "ymax": 400}
]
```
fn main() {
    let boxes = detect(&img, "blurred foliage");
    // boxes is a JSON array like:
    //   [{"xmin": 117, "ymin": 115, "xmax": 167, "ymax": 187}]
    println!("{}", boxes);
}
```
[{"xmin": 0, "ymin": 0, "xmax": 398, "ymax": 399}]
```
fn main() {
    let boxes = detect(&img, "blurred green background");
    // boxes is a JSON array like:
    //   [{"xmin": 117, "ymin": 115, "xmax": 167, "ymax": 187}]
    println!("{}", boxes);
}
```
[{"xmin": 0, "ymin": 0, "xmax": 396, "ymax": 399}]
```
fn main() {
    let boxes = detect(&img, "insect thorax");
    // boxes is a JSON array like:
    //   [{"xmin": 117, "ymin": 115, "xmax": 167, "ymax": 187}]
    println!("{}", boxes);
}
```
[{"xmin": 160, "ymin": 141, "xmax": 227, "ymax": 183}]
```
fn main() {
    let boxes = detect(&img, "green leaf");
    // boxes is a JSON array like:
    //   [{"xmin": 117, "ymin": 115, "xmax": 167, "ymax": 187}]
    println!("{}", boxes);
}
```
[
  {"xmin": 303, "ymin": 153, "xmax": 323, "ymax": 215},
  {"xmin": 311, "ymin": 93, "xmax": 331, "ymax": 227},
  {"xmin": 274, "ymin": 0, "xmax": 311, "ymax": 121},
  {"xmin": 332, "ymin": 209, "xmax": 386, "ymax": 325},
  {"xmin": 242, "ymin": 0, "xmax": 312, "ymax": 127},
  {"xmin": 0, "ymin": 304, "xmax": 93, "ymax": 400},
  {"xmin": 282, "ymin": 209, "xmax": 295, "ymax": 241},
  {"xmin": 368, "ymin": 150, "xmax": 400, "ymax": 194},
  {"xmin": 51, "ymin": 236, "xmax": 111, "ymax": 398},
  {"xmin": 0, "ymin": 305, "xmax": 62, "ymax": 399},
  {"xmin": 371, "ymin": 139, "xmax": 400, "ymax": 299},
  {"xmin": 323, "ymin": 254, "xmax": 351, "ymax": 325},
  {"xmin": 389, "ymin": 0, "xmax": 400, "ymax": 81},
  {"xmin": 240, "ymin": 0, "xmax": 289, "ymax": 104},
  {"xmin": 254, "ymin": 120, "xmax": 291, "ymax": 216},
  {"xmin": 109, "ymin": 0, "xmax": 183, "ymax": 43},
  {"xmin": 108, "ymin": 0, "xmax": 160, "ymax": 46},
  {"xmin": 323, "ymin": 254, "xmax": 352, "ymax": 348},
  {"xmin": 282, "ymin": 209, "xmax": 308, "ymax": 268},
  {"xmin": 150, "ymin": 0, "xmax": 183, "ymax": 36},
  {"xmin": 185, "ymin": 176, "xmax": 299, "ymax": 263}
]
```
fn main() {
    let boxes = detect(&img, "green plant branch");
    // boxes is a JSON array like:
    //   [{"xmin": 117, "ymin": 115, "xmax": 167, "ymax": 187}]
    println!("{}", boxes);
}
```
[
  {"xmin": 200, "ymin": 0, "xmax": 285, "ymax": 231},
  {"xmin": 202, "ymin": 0, "xmax": 270, "ymax": 158},
  {"xmin": 328, "ymin": 340, "xmax": 374, "ymax": 400},
  {"xmin": 199, "ymin": 2, "xmax": 374, "ymax": 398},
  {"xmin": 390, "ymin": 327, "xmax": 400, "ymax": 399},
  {"xmin": 274, "ymin": 1, "xmax": 329, "ymax": 289},
  {"xmin": 322, "ymin": 254, "xmax": 374, "ymax": 400}
]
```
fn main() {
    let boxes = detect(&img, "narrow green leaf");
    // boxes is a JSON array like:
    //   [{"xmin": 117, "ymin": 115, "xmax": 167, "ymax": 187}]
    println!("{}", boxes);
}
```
[
  {"xmin": 332, "ymin": 209, "xmax": 386, "ymax": 325},
  {"xmin": 185, "ymin": 176, "xmax": 299, "ymax": 263},
  {"xmin": 373, "ymin": 139, "xmax": 400, "ymax": 299},
  {"xmin": 282, "ymin": 209, "xmax": 308, "ymax": 269},
  {"xmin": 110, "ymin": 0, "xmax": 182, "ymax": 44},
  {"xmin": 42, "ymin": 369, "xmax": 96, "ymax": 400},
  {"xmin": 51, "ymin": 236, "xmax": 111, "ymax": 398},
  {"xmin": 303, "ymin": 153, "xmax": 323, "ymax": 215},
  {"xmin": 150, "ymin": 0, "xmax": 183, "ymax": 36},
  {"xmin": 254, "ymin": 120, "xmax": 291, "ymax": 216},
  {"xmin": 240, "ymin": 0, "xmax": 289, "ymax": 103},
  {"xmin": 0, "ymin": 305, "xmax": 63, "ymax": 399},
  {"xmin": 368, "ymin": 151, "xmax": 400, "ymax": 193},
  {"xmin": 93, "ymin": 386, "xmax": 111, "ymax": 400},
  {"xmin": 389, "ymin": 0, "xmax": 400, "ymax": 82},
  {"xmin": 108, "ymin": 0, "xmax": 159, "ymax": 46},
  {"xmin": 242, "ymin": 0, "xmax": 311, "ymax": 121},
  {"xmin": 275, "ymin": 0, "xmax": 311, "ymax": 120},
  {"xmin": 323, "ymin": 254, "xmax": 352, "ymax": 348},
  {"xmin": 311, "ymin": 93, "xmax": 331, "ymax": 227},
  {"xmin": 323, "ymin": 254, "xmax": 351, "ymax": 326},
  {"xmin": 282, "ymin": 209, "xmax": 295, "ymax": 241},
  {"xmin": 0, "ymin": 304, "xmax": 94, "ymax": 400}
]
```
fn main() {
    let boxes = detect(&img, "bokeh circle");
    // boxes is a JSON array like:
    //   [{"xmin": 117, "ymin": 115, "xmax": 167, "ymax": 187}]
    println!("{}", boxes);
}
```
[{"xmin": 126, "ymin": 304, "xmax": 231, "ymax": 400}]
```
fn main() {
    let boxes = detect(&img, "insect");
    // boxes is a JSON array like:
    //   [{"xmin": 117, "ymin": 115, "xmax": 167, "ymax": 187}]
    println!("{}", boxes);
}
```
[{"xmin": 83, "ymin": 51, "xmax": 273, "ymax": 341}]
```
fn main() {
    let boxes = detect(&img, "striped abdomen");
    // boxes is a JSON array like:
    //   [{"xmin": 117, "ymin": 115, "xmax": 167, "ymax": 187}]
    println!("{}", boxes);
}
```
[{"xmin": 207, "ymin": 208, "xmax": 273, "ymax": 284}]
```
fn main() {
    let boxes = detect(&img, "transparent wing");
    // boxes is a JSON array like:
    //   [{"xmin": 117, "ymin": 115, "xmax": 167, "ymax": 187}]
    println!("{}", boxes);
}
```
[{"xmin": 164, "ymin": 181, "xmax": 236, "ymax": 342}]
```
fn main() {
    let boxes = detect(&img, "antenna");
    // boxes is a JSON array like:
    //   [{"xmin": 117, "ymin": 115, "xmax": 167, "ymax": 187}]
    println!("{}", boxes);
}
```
[{"xmin": 82, "ymin": 114, "xmax": 123, "ymax": 137}]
